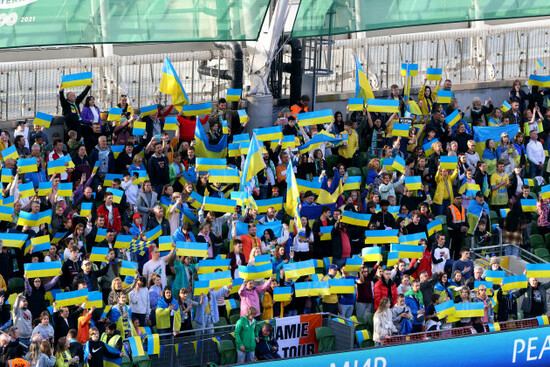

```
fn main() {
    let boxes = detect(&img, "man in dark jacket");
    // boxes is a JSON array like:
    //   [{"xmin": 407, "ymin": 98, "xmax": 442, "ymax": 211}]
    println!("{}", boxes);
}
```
[
  {"xmin": 255, "ymin": 323, "xmax": 280, "ymax": 360},
  {"xmin": 146, "ymin": 206, "xmax": 171, "ymax": 241},
  {"xmin": 371, "ymin": 199, "xmax": 396, "ymax": 229},
  {"xmin": 72, "ymin": 257, "xmax": 111, "ymax": 291},
  {"xmin": 143, "ymin": 112, "xmax": 164, "ymax": 145},
  {"xmin": 420, "ymin": 270, "xmax": 442, "ymax": 308},
  {"xmin": 517, "ymin": 277, "xmax": 550, "ymax": 318},
  {"xmin": 330, "ymin": 210, "xmax": 351, "ymax": 270},
  {"xmin": 60, "ymin": 246, "xmax": 82, "ymax": 291},
  {"xmin": 312, "ymin": 206, "xmax": 334, "ymax": 259},
  {"xmin": 52, "ymin": 304, "xmax": 85, "ymax": 342},
  {"xmin": 59, "ymin": 85, "xmax": 91, "ymax": 139},
  {"xmin": 147, "ymin": 142, "xmax": 170, "ymax": 194}
]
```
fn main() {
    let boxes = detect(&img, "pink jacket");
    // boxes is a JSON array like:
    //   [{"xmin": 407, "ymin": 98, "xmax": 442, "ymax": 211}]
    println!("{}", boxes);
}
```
[{"xmin": 238, "ymin": 281, "xmax": 271, "ymax": 317}]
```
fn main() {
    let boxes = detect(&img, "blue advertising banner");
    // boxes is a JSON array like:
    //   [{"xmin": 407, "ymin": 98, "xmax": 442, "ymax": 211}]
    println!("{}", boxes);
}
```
[{"xmin": 246, "ymin": 326, "xmax": 550, "ymax": 367}]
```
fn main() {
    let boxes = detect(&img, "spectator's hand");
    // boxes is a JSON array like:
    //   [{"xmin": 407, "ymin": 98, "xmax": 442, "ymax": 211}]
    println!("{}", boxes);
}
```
[
  {"xmin": 255, "ymin": 338, "xmax": 259, "ymax": 343},
  {"xmin": 240, "ymin": 346, "xmax": 246, "ymax": 352},
  {"xmin": 463, "ymin": 266, "xmax": 471, "ymax": 273}
]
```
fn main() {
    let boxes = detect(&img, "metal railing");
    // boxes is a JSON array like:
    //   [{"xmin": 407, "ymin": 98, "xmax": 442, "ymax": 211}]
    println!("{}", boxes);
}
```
[{"xmin": 470, "ymin": 243, "xmax": 549, "ymax": 265}]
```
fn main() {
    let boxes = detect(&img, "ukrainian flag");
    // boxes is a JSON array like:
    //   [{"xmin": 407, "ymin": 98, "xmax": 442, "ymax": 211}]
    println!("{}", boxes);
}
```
[
  {"xmin": 196, "ymin": 157, "xmax": 227, "ymax": 172},
  {"xmin": 283, "ymin": 260, "xmax": 315, "ymax": 279},
  {"xmin": 253, "ymin": 126, "xmax": 283, "ymax": 142},
  {"xmin": 365, "ymin": 229, "xmax": 399, "ymax": 244},
  {"xmin": 344, "ymin": 256, "xmax": 363, "ymax": 271},
  {"xmin": 226, "ymin": 88, "xmax": 242, "ymax": 102},
  {"xmin": 0, "ymin": 168, "xmax": 11, "ymax": 183},
  {"xmin": 194, "ymin": 121, "xmax": 228, "ymax": 159},
  {"xmin": 120, "ymin": 260, "xmax": 138, "ymax": 277},
  {"xmin": 521, "ymin": 199, "xmax": 537, "ymax": 213},
  {"xmin": 528, "ymin": 74, "xmax": 550, "ymax": 88},
  {"xmin": 1, "ymin": 145, "xmax": 18, "ymax": 160},
  {"xmin": 238, "ymin": 110, "xmax": 248, "ymax": 124},
  {"xmin": 255, "ymin": 197, "xmax": 283, "ymax": 213},
  {"xmin": 400, "ymin": 63, "xmax": 418, "ymax": 76},
  {"xmin": 454, "ymin": 303, "xmax": 485, "ymax": 318},
  {"xmin": 106, "ymin": 188, "xmax": 123, "ymax": 204},
  {"xmin": 392, "ymin": 123, "xmax": 410, "ymax": 138},
  {"xmin": 286, "ymin": 161, "xmax": 302, "ymax": 231},
  {"xmin": 440, "ymin": 155, "xmax": 458, "ymax": 170},
  {"xmin": 220, "ymin": 119, "xmax": 228, "ymax": 134},
  {"xmin": 203, "ymin": 197, "xmax": 237, "ymax": 213},
  {"xmin": 487, "ymin": 323, "xmax": 501, "ymax": 332},
  {"xmin": 197, "ymin": 259, "xmax": 231, "ymax": 274},
  {"xmin": 55, "ymin": 289, "xmax": 88, "ymax": 307},
  {"xmin": 273, "ymin": 287, "xmax": 292, "ymax": 302},
  {"xmin": 48, "ymin": 155, "xmax": 74, "ymax": 175},
  {"xmin": 90, "ymin": 247, "xmax": 109, "ymax": 263},
  {"xmin": 34, "ymin": 112, "xmax": 53, "ymax": 128},
  {"xmin": 163, "ymin": 116, "xmax": 178, "ymax": 131},
  {"xmin": 435, "ymin": 299, "xmax": 456, "ymax": 319},
  {"xmin": 24, "ymin": 261, "xmax": 62, "ymax": 278},
  {"xmin": 157, "ymin": 236, "xmax": 173, "ymax": 252},
  {"xmin": 501, "ymin": 101, "xmax": 511, "ymax": 113},
  {"xmin": 427, "ymin": 217, "xmax": 443, "ymax": 236},
  {"xmin": 207, "ymin": 168, "xmax": 239, "ymax": 184},
  {"xmin": 459, "ymin": 182, "xmax": 481, "ymax": 197},
  {"xmin": 238, "ymin": 263, "xmax": 273, "ymax": 280},
  {"xmin": 295, "ymin": 281, "xmax": 330, "ymax": 297},
  {"xmin": 95, "ymin": 228, "xmax": 107, "ymax": 242},
  {"xmin": 176, "ymin": 241, "xmax": 209, "ymax": 257},
  {"xmin": 61, "ymin": 72, "xmax": 92, "ymax": 88},
  {"xmin": 343, "ymin": 176, "xmax": 361, "ymax": 191},
  {"xmin": 540, "ymin": 185, "xmax": 550, "ymax": 200},
  {"xmin": 57, "ymin": 182, "xmax": 72, "ymax": 197},
  {"xmin": 51, "ymin": 231, "xmax": 67, "ymax": 244},
  {"xmin": 34, "ymin": 182, "xmax": 52, "ymax": 197},
  {"xmin": 193, "ymin": 280, "xmax": 211, "ymax": 296},
  {"xmin": 159, "ymin": 57, "xmax": 189, "ymax": 110},
  {"xmin": 356, "ymin": 330, "xmax": 371, "ymax": 344},
  {"xmin": 187, "ymin": 191, "xmax": 203, "ymax": 210},
  {"xmin": 399, "ymin": 233, "xmax": 426, "ymax": 246},
  {"xmin": 18, "ymin": 182, "xmax": 35, "ymax": 198},
  {"xmin": 114, "ymin": 234, "xmax": 133, "ymax": 249},
  {"xmin": 233, "ymin": 133, "xmax": 249, "ymax": 144},
  {"xmin": 405, "ymin": 176, "xmax": 422, "ymax": 191},
  {"xmin": 0, "ymin": 206, "xmax": 13, "ymax": 222},
  {"xmin": 18, "ymin": 211, "xmax": 37, "ymax": 227},
  {"xmin": 181, "ymin": 102, "xmax": 211, "ymax": 116},
  {"xmin": 390, "ymin": 244, "xmax": 423, "ymax": 259},
  {"xmin": 128, "ymin": 336, "xmax": 145, "ymax": 357},
  {"xmin": 147, "ymin": 333, "xmax": 161, "ymax": 356},
  {"xmin": 502, "ymin": 275, "xmax": 528, "ymax": 291},
  {"xmin": 107, "ymin": 107, "xmax": 123, "ymax": 121},
  {"xmin": 80, "ymin": 202, "xmax": 93, "ymax": 217},
  {"xmin": 37, "ymin": 210, "xmax": 52, "ymax": 226},
  {"xmin": 110, "ymin": 145, "xmax": 124, "ymax": 159},
  {"xmin": 436, "ymin": 90, "xmax": 452, "ymax": 103},
  {"xmin": 296, "ymin": 109, "xmax": 333, "ymax": 127},
  {"xmin": 228, "ymin": 143, "xmax": 241, "ymax": 157},
  {"xmin": 140, "ymin": 104, "xmax": 158, "ymax": 117},
  {"xmin": 355, "ymin": 55, "xmax": 375, "ymax": 100},
  {"xmin": 523, "ymin": 178, "xmax": 535, "ymax": 187},
  {"xmin": 270, "ymin": 135, "xmax": 296, "ymax": 150},
  {"xmin": 240, "ymin": 133, "xmax": 266, "ymax": 189},
  {"xmin": 329, "ymin": 279, "xmax": 355, "ymax": 294},
  {"xmin": 87, "ymin": 291, "xmax": 104, "ymax": 309},
  {"xmin": 362, "ymin": 246, "xmax": 382, "ymax": 262},
  {"xmin": 526, "ymin": 263, "xmax": 550, "ymax": 278},
  {"xmin": 198, "ymin": 270, "xmax": 232, "ymax": 289},
  {"xmin": 445, "ymin": 109, "xmax": 461, "ymax": 128},
  {"xmin": 320, "ymin": 226, "xmax": 332, "ymax": 241},
  {"xmin": 366, "ymin": 99, "xmax": 399, "ymax": 113},
  {"xmin": 423, "ymin": 138, "xmax": 439, "ymax": 156},
  {"xmin": 144, "ymin": 225, "xmax": 162, "ymax": 242},
  {"xmin": 426, "ymin": 68, "xmax": 442, "ymax": 81},
  {"xmin": 0, "ymin": 232, "xmax": 27, "ymax": 248},
  {"xmin": 348, "ymin": 98, "xmax": 364, "ymax": 112},
  {"xmin": 536, "ymin": 58, "xmax": 545, "ymax": 68},
  {"xmin": 133, "ymin": 120, "xmax": 146, "ymax": 135},
  {"xmin": 341, "ymin": 211, "xmax": 371, "ymax": 227},
  {"xmin": 392, "ymin": 155, "xmax": 406, "ymax": 174}
]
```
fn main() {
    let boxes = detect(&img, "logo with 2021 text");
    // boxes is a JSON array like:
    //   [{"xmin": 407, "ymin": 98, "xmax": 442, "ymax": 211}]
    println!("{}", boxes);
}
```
[{"xmin": 0, "ymin": 0, "xmax": 38, "ymax": 27}]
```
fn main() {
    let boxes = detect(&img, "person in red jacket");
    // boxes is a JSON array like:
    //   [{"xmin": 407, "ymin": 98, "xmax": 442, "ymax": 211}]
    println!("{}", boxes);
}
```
[
  {"xmin": 96, "ymin": 192, "xmax": 122, "ymax": 233},
  {"xmin": 373, "ymin": 267, "xmax": 398, "ymax": 310},
  {"xmin": 409, "ymin": 239, "xmax": 433, "ymax": 280}
]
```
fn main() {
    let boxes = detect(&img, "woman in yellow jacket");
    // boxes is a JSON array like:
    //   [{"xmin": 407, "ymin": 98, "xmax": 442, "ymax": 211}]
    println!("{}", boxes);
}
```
[
  {"xmin": 418, "ymin": 78, "xmax": 441, "ymax": 116},
  {"xmin": 433, "ymin": 165, "xmax": 458, "ymax": 216},
  {"xmin": 54, "ymin": 337, "xmax": 77, "ymax": 367},
  {"xmin": 262, "ymin": 279, "xmax": 288, "ymax": 320}
]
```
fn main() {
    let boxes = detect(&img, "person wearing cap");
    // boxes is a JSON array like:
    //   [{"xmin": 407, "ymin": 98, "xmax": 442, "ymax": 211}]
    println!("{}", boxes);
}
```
[
  {"xmin": 321, "ymin": 265, "xmax": 341, "ymax": 315},
  {"xmin": 72, "ymin": 252, "xmax": 113, "ymax": 292},
  {"xmin": 129, "ymin": 213, "xmax": 144, "ymax": 238},
  {"xmin": 13, "ymin": 293, "xmax": 32, "ymax": 346},
  {"xmin": 371, "ymin": 199, "xmax": 395, "ymax": 230},
  {"xmin": 446, "ymin": 190, "xmax": 469, "ymax": 259}
]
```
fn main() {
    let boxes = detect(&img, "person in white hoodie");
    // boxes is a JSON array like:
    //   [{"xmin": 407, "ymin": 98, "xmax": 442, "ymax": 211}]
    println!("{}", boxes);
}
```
[
  {"xmin": 129, "ymin": 276, "xmax": 150, "ymax": 327},
  {"xmin": 431, "ymin": 233, "xmax": 450, "ymax": 274},
  {"xmin": 13, "ymin": 293, "xmax": 33, "ymax": 346},
  {"xmin": 373, "ymin": 298, "xmax": 397, "ymax": 346}
]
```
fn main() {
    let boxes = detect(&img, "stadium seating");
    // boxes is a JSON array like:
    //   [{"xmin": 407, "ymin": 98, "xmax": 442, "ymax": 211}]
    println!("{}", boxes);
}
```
[{"xmin": 315, "ymin": 326, "xmax": 336, "ymax": 353}]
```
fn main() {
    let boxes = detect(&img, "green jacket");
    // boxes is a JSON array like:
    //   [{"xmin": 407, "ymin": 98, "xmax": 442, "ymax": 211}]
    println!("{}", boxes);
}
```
[
  {"xmin": 235, "ymin": 316, "xmax": 257, "ymax": 352},
  {"xmin": 173, "ymin": 261, "xmax": 196, "ymax": 295}
]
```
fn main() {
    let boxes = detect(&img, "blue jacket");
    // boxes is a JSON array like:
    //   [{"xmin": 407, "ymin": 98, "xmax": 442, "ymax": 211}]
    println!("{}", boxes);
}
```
[
  {"xmin": 404, "ymin": 293, "xmax": 425, "ymax": 325},
  {"xmin": 88, "ymin": 146, "xmax": 115, "ymax": 174},
  {"xmin": 172, "ymin": 227, "xmax": 196, "ymax": 243},
  {"xmin": 194, "ymin": 286, "xmax": 229, "ymax": 326},
  {"xmin": 25, "ymin": 169, "xmax": 47, "ymax": 188}
]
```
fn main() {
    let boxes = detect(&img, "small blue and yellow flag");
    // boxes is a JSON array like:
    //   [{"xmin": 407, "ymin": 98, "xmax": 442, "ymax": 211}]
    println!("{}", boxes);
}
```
[
  {"xmin": 536, "ymin": 58, "xmax": 545, "ymax": 68},
  {"xmin": 233, "ymin": 133, "xmax": 249, "ymax": 144},
  {"xmin": 320, "ymin": 226, "xmax": 332, "ymax": 241},
  {"xmin": 540, "ymin": 185, "xmax": 550, "ymax": 200},
  {"xmin": 181, "ymin": 102, "xmax": 212, "ymax": 116},
  {"xmin": 273, "ymin": 287, "xmax": 292, "ymax": 302},
  {"xmin": 329, "ymin": 278, "xmax": 355, "ymax": 294},
  {"xmin": 296, "ymin": 109, "xmax": 333, "ymax": 127},
  {"xmin": 0, "ymin": 232, "xmax": 28, "ymax": 248},
  {"xmin": 128, "ymin": 336, "xmax": 146, "ymax": 357},
  {"xmin": 197, "ymin": 259, "xmax": 231, "ymax": 274},
  {"xmin": 208, "ymin": 169, "xmax": 240, "ymax": 184},
  {"xmin": 110, "ymin": 145, "xmax": 124, "ymax": 159},
  {"xmin": 525, "ymin": 263, "xmax": 550, "ymax": 278},
  {"xmin": 362, "ymin": 246, "xmax": 382, "ymax": 262},
  {"xmin": 537, "ymin": 315, "xmax": 550, "ymax": 326},
  {"xmin": 133, "ymin": 120, "xmax": 146, "ymax": 135},
  {"xmin": 295, "ymin": 281, "xmax": 330, "ymax": 297},
  {"xmin": 221, "ymin": 119, "xmax": 228, "ymax": 134},
  {"xmin": 37, "ymin": 210, "xmax": 52, "ymax": 226},
  {"xmin": 80, "ymin": 202, "xmax": 93, "ymax": 217},
  {"xmin": 226, "ymin": 88, "xmax": 242, "ymax": 102},
  {"xmin": 528, "ymin": 74, "xmax": 550, "ymax": 88},
  {"xmin": 423, "ymin": 139, "xmax": 439, "ymax": 157},
  {"xmin": 51, "ymin": 231, "xmax": 67, "ymax": 244},
  {"xmin": 157, "ymin": 236, "xmax": 173, "ymax": 252},
  {"xmin": 28, "ymin": 235, "xmax": 51, "ymax": 255},
  {"xmin": 87, "ymin": 291, "xmax": 104, "ymax": 309},
  {"xmin": 445, "ymin": 109, "xmax": 461, "ymax": 128},
  {"xmin": 426, "ymin": 68, "xmax": 442, "ymax": 81},
  {"xmin": 0, "ymin": 168, "xmax": 11, "ymax": 183},
  {"xmin": 343, "ymin": 176, "xmax": 361, "ymax": 191},
  {"xmin": 341, "ymin": 211, "xmax": 371, "ymax": 227},
  {"xmin": 270, "ymin": 135, "xmax": 296, "ymax": 150},
  {"xmin": 238, "ymin": 263, "xmax": 273, "ymax": 280},
  {"xmin": 1, "ymin": 145, "xmax": 18, "ymax": 160},
  {"xmin": 386, "ymin": 251, "xmax": 400, "ymax": 266},
  {"xmin": 57, "ymin": 182, "xmax": 72, "ymax": 197},
  {"xmin": 228, "ymin": 142, "xmax": 241, "ymax": 157},
  {"xmin": 348, "ymin": 98, "xmax": 364, "ymax": 112},
  {"xmin": 435, "ymin": 299, "xmax": 456, "ymax": 319},
  {"xmin": 344, "ymin": 256, "xmax": 363, "ymax": 271},
  {"xmin": 521, "ymin": 198, "xmax": 537, "ymax": 213},
  {"xmin": 399, "ymin": 232, "xmax": 426, "ymax": 245},
  {"xmin": 355, "ymin": 55, "xmax": 375, "ymax": 100},
  {"xmin": 34, "ymin": 112, "xmax": 53, "ymax": 128},
  {"xmin": 238, "ymin": 110, "xmax": 248, "ymax": 124},
  {"xmin": 198, "ymin": 270, "xmax": 232, "ymax": 289},
  {"xmin": 253, "ymin": 126, "xmax": 283, "ymax": 142},
  {"xmin": 523, "ymin": 178, "xmax": 536, "ymax": 187},
  {"xmin": 487, "ymin": 323, "xmax": 501, "ymax": 332},
  {"xmin": 364, "ymin": 229, "xmax": 399, "ymax": 244},
  {"xmin": 283, "ymin": 260, "xmax": 316, "ymax": 279},
  {"xmin": 120, "ymin": 260, "xmax": 138, "ymax": 277},
  {"xmin": 163, "ymin": 116, "xmax": 178, "ymax": 131},
  {"xmin": 390, "ymin": 244, "xmax": 424, "ymax": 259},
  {"xmin": 196, "ymin": 157, "xmax": 227, "ymax": 172},
  {"xmin": 176, "ymin": 241, "xmax": 209, "ymax": 257},
  {"xmin": 296, "ymin": 178, "xmax": 322, "ymax": 195},
  {"xmin": 366, "ymin": 99, "xmax": 399, "ymax": 113},
  {"xmin": 18, "ymin": 182, "xmax": 35, "ymax": 198},
  {"xmin": 454, "ymin": 303, "xmax": 485, "ymax": 318},
  {"xmin": 107, "ymin": 107, "xmax": 123, "ymax": 121},
  {"xmin": 501, "ymin": 100, "xmax": 511, "ymax": 113},
  {"xmin": 392, "ymin": 155, "xmax": 406, "ymax": 174},
  {"xmin": 203, "ymin": 197, "xmax": 237, "ymax": 212},
  {"xmin": 356, "ymin": 330, "xmax": 371, "ymax": 344},
  {"xmin": 400, "ymin": 63, "xmax": 418, "ymax": 76},
  {"xmin": 484, "ymin": 270, "xmax": 506, "ymax": 284},
  {"xmin": 61, "ymin": 72, "xmax": 92, "ymax": 88},
  {"xmin": 90, "ymin": 247, "xmax": 109, "ymax": 263},
  {"xmin": 95, "ymin": 228, "xmax": 107, "ymax": 242},
  {"xmin": 440, "ymin": 155, "xmax": 458, "ymax": 170},
  {"xmin": 144, "ymin": 225, "xmax": 162, "ymax": 242},
  {"xmin": 147, "ymin": 334, "xmax": 161, "ymax": 356},
  {"xmin": 392, "ymin": 123, "xmax": 410, "ymax": 138},
  {"xmin": 459, "ymin": 182, "xmax": 481, "ymax": 197},
  {"xmin": 405, "ymin": 176, "xmax": 422, "ymax": 191},
  {"xmin": 103, "ymin": 173, "xmax": 124, "ymax": 187},
  {"xmin": 255, "ymin": 197, "xmax": 283, "ymax": 213},
  {"xmin": 427, "ymin": 217, "xmax": 443, "ymax": 236},
  {"xmin": 55, "ymin": 289, "xmax": 88, "ymax": 307},
  {"xmin": 114, "ymin": 234, "xmax": 133, "ymax": 249},
  {"xmin": 193, "ymin": 280, "xmax": 210, "ymax": 296},
  {"xmin": 0, "ymin": 206, "xmax": 13, "ymax": 222},
  {"xmin": 140, "ymin": 104, "xmax": 158, "ymax": 117},
  {"xmin": 47, "ymin": 155, "xmax": 74, "ymax": 175},
  {"xmin": 502, "ymin": 275, "xmax": 528, "ymax": 291},
  {"xmin": 106, "ymin": 188, "xmax": 124, "ymax": 204},
  {"xmin": 24, "ymin": 261, "xmax": 61, "ymax": 278},
  {"xmin": 436, "ymin": 90, "xmax": 452, "ymax": 103}
]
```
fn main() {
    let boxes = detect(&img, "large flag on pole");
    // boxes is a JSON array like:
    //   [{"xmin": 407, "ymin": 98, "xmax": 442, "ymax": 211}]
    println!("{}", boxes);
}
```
[
  {"xmin": 240, "ymin": 133, "xmax": 266, "ymax": 189},
  {"xmin": 285, "ymin": 161, "xmax": 302, "ymax": 231},
  {"xmin": 159, "ymin": 57, "xmax": 190, "ymax": 111},
  {"xmin": 355, "ymin": 55, "xmax": 374, "ymax": 100}
]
